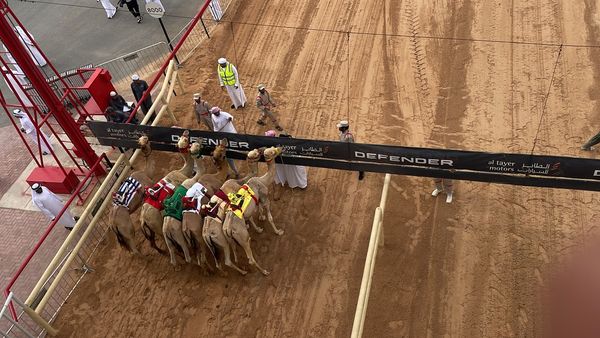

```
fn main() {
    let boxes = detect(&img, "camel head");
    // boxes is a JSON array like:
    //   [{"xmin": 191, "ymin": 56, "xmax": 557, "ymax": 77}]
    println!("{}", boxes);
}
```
[
  {"xmin": 263, "ymin": 146, "xmax": 282, "ymax": 162},
  {"xmin": 190, "ymin": 142, "xmax": 203, "ymax": 159},
  {"xmin": 212, "ymin": 141, "xmax": 228, "ymax": 165},
  {"xmin": 177, "ymin": 130, "xmax": 190, "ymax": 152},
  {"xmin": 138, "ymin": 135, "xmax": 151, "ymax": 156},
  {"xmin": 247, "ymin": 149, "xmax": 261, "ymax": 163}
]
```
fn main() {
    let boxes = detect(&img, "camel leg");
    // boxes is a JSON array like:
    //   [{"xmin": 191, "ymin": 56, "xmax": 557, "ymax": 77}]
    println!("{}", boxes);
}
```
[
  {"xmin": 120, "ymin": 219, "xmax": 140, "ymax": 255},
  {"xmin": 232, "ymin": 227, "xmax": 270, "ymax": 276},
  {"xmin": 163, "ymin": 233, "xmax": 179, "ymax": 266},
  {"xmin": 203, "ymin": 219, "xmax": 225, "ymax": 273},
  {"xmin": 248, "ymin": 217, "xmax": 264, "ymax": 233},
  {"xmin": 264, "ymin": 201, "xmax": 284, "ymax": 235},
  {"xmin": 173, "ymin": 226, "xmax": 192, "ymax": 264},
  {"xmin": 224, "ymin": 231, "xmax": 240, "ymax": 263},
  {"xmin": 222, "ymin": 236, "xmax": 247, "ymax": 275},
  {"xmin": 258, "ymin": 205, "xmax": 266, "ymax": 221}
]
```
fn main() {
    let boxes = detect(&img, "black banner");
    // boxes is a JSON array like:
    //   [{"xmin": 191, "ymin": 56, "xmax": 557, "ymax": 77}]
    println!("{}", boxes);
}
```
[{"xmin": 87, "ymin": 122, "xmax": 600, "ymax": 191}]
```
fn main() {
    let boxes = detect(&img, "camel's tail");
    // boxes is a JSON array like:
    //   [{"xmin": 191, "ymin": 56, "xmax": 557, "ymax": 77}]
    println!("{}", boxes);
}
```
[
  {"xmin": 140, "ymin": 206, "xmax": 165, "ymax": 255},
  {"xmin": 202, "ymin": 219, "xmax": 219, "ymax": 266},
  {"xmin": 109, "ymin": 208, "xmax": 132, "ymax": 252}
]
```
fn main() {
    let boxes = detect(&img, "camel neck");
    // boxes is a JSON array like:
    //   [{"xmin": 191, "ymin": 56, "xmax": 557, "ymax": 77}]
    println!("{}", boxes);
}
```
[
  {"xmin": 191, "ymin": 156, "xmax": 205, "ymax": 181},
  {"xmin": 142, "ymin": 145, "xmax": 155, "ymax": 178},
  {"xmin": 256, "ymin": 159, "xmax": 276, "ymax": 185},
  {"xmin": 178, "ymin": 151, "xmax": 193, "ymax": 175}
]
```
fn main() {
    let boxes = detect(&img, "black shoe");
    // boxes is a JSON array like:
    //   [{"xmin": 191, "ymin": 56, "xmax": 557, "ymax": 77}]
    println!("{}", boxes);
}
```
[
  {"xmin": 358, "ymin": 172, "xmax": 365, "ymax": 180},
  {"xmin": 275, "ymin": 125, "xmax": 283, "ymax": 131},
  {"xmin": 256, "ymin": 120, "xmax": 266, "ymax": 126},
  {"xmin": 42, "ymin": 151, "xmax": 49, "ymax": 155},
  {"xmin": 230, "ymin": 104, "xmax": 235, "ymax": 109},
  {"xmin": 66, "ymin": 227, "xmax": 73, "ymax": 231},
  {"xmin": 73, "ymin": 216, "xmax": 80, "ymax": 221}
]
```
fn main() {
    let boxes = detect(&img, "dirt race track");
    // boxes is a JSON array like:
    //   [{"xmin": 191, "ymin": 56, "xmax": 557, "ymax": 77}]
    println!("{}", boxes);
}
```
[{"xmin": 53, "ymin": 0, "xmax": 600, "ymax": 337}]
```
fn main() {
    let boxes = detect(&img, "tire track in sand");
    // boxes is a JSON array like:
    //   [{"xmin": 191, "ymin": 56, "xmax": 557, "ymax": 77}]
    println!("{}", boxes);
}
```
[{"xmin": 406, "ymin": 1, "xmax": 475, "ymax": 336}]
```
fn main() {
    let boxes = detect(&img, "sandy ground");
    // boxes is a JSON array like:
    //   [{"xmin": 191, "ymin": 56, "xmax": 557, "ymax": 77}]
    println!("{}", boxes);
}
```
[{"xmin": 52, "ymin": 0, "xmax": 600, "ymax": 337}]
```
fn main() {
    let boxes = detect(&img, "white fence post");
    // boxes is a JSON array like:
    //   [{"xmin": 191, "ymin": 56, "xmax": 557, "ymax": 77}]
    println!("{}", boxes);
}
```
[{"xmin": 351, "ymin": 173, "xmax": 392, "ymax": 337}]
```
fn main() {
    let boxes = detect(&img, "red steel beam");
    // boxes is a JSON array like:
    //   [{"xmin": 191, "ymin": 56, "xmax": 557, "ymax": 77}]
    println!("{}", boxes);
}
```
[{"xmin": 0, "ymin": 1, "xmax": 104, "ymax": 176}]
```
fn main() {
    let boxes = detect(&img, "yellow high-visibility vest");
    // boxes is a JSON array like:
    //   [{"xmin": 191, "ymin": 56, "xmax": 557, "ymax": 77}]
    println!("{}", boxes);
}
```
[{"xmin": 218, "ymin": 63, "xmax": 236, "ymax": 86}]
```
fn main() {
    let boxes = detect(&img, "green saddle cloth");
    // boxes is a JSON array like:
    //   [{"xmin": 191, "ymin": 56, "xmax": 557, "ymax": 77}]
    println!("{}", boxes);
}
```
[{"xmin": 163, "ymin": 185, "xmax": 188, "ymax": 221}]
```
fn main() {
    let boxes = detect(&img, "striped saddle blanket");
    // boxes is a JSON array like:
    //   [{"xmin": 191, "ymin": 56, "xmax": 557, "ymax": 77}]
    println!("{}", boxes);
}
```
[{"xmin": 112, "ymin": 177, "xmax": 142, "ymax": 209}]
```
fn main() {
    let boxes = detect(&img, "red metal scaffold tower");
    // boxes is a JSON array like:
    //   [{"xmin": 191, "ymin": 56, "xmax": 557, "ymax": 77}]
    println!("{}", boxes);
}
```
[{"xmin": 0, "ymin": 0, "xmax": 105, "ymax": 193}]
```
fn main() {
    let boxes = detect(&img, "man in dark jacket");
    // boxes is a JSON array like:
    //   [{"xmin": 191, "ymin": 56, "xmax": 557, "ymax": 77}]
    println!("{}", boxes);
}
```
[
  {"xmin": 105, "ymin": 107, "xmax": 138, "ymax": 124},
  {"xmin": 108, "ymin": 90, "xmax": 129, "ymax": 113},
  {"xmin": 130, "ymin": 74, "xmax": 153, "ymax": 114}
]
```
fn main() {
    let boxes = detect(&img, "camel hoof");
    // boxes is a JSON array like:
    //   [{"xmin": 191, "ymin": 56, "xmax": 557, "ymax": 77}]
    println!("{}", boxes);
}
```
[
  {"xmin": 256, "ymin": 227, "xmax": 264, "ymax": 233},
  {"xmin": 262, "ymin": 270, "xmax": 271, "ymax": 276},
  {"xmin": 275, "ymin": 229, "xmax": 284, "ymax": 236},
  {"xmin": 259, "ymin": 215, "xmax": 266, "ymax": 221}
]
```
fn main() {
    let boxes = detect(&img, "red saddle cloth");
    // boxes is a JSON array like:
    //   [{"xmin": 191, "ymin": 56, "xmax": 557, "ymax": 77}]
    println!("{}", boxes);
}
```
[
  {"xmin": 144, "ymin": 179, "xmax": 175, "ymax": 210},
  {"xmin": 182, "ymin": 196, "xmax": 198, "ymax": 212}
]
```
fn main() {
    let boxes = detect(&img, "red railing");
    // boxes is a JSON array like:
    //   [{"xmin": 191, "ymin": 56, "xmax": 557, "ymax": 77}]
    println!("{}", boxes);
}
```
[
  {"xmin": 3, "ymin": 153, "xmax": 108, "ymax": 320},
  {"xmin": 2, "ymin": 0, "xmax": 216, "ymax": 325},
  {"xmin": 126, "ymin": 0, "xmax": 213, "ymax": 123}
]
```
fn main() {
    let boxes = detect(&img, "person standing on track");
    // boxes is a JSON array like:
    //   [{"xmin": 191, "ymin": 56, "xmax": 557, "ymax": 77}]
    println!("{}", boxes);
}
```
[
  {"xmin": 432, "ymin": 178, "xmax": 453, "ymax": 203},
  {"xmin": 581, "ymin": 131, "xmax": 600, "ymax": 151},
  {"xmin": 256, "ymin": 84, "xmax": 283, "ymax": 131},
  {"xmin": 217, "ymin": 57, "xmax": 246, "ymax": 109},
  {"xmin": 193, "ymin": 93, "xmax": 213, "ymax": 130},
  {"xmin": 337, "ymin": 120, "xmax": 364, "ymax": 181},
  {"xmin": 211, "ymin": 106, "xmax": 240, "ymax": 177}
]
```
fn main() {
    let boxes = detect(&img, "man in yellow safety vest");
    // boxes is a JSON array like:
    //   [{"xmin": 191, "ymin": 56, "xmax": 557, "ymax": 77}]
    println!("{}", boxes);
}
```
[{"xmin": 217, "ymin": 57, "xmax": 246, "ymax": 109}]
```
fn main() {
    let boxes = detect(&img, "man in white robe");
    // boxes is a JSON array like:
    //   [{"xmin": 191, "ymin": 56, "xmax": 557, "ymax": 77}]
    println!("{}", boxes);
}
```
[
  {"xmin": 31, "ymin": 183, "xmax": 78, "ymax": 230},
  {"xmin": 98, "ymin": 0, "xmax": 117, "ymax": 19},
  {"xmin": 2, "ymin": 67, "xmax": 32, "ymax": 107},
  {"xmin": 217, "ymin": 57, "xmax": 246, "ymax": 109},
  {"xmin": 14, "ymin": 26, "xmax": 47, "ymax": 66},
  {"xmin": 13, "ymin": 109, "xmax": 53, "ymax": 155},
  {"xmin": 265, "ymin": 130, "xmax": 308, "ymax": 189},
  {"xmin": 211, "ymin": 106, "xmax": 239, "ymax": 177}
]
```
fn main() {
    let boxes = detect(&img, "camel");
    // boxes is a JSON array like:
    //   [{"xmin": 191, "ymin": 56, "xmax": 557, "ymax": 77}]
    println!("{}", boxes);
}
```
[
  {"xmin": 109, "ymin": 136, "xmax": 155, "ymax": 254},
  {"xmin": 209, "ymin": 147, "xmax": 284, "ymax": 276},
  {"xmin": 162, "ymin": 139, "xmax": 230, "ymax": 267},
  {"xmin": 139, "ymin": 130, "xmax": 196, "ymax": 254},
  {"xmin": 192, "ymin": 149, "xmax": 261, "ymax": 274}
]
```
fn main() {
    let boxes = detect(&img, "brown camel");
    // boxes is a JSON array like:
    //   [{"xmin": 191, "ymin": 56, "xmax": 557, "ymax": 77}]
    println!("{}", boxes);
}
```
[
  {"xmin": 212, "ymin": 147, "xmax": 283, "ymax": 276},
  {"xmin": 194, "ymin": 149, "xmax": 261, "ymax": 274},
  {"xmin": 163, "ymin": 140, "xmax": 229, "ymax": 267},
  {"xmin": 109, "ymin": 136, "xmax": 155, "ymax": 254},
  {"xmin": 139, "ymin": 130, "xmax": 196, "ymax": 254}
]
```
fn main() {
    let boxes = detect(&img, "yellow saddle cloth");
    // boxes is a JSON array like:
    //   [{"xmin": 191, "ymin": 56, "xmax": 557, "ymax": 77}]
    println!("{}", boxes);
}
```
[{"xmin": 227, "ymin": 184, "xmax": 258, "ymax": 219}]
